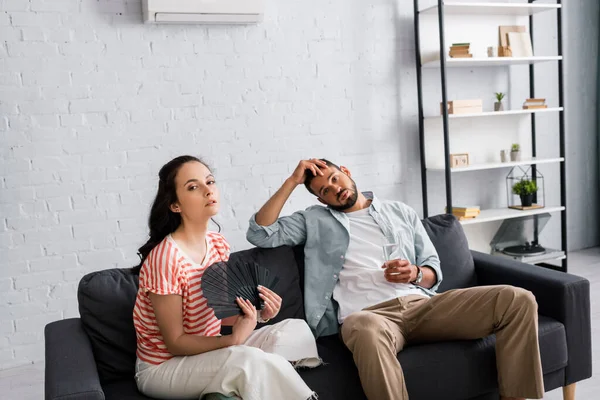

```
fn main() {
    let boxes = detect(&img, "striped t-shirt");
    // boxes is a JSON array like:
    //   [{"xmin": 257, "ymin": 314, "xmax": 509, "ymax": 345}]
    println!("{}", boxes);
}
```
[{"xmin": 133, "ymin": 232, "xmax": 230, "ymax": 365}]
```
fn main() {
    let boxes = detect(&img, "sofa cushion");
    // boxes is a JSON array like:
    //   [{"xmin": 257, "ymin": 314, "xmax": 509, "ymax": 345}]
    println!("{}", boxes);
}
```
[
  {"xmin": 400, "ymin": 315, "xmax": 567, "ymax": 400},
  {"xmin": 422, "ymin": 214, "xmax": 477, "ymax": 292},
  {"xmin": 78, "ymin": 268, "xmax": 139, "ymax": 384},
  {"xmin": 298, "ymin": 316, "xmax": 566, "ymax": 400},
  {"xmin": 298, "ymin": 334, "xmax": 366, "ymax": 399}
]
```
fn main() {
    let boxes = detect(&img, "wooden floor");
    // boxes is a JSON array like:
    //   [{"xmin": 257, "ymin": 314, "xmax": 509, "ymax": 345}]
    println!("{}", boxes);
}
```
[{"xmin": 2, "ymin": 247, "xmax": 599, "ymax": 400}]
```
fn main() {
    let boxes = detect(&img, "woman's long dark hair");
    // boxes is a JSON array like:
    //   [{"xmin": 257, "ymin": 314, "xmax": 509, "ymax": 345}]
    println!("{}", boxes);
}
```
[{"xmin": 132, "ymin": 155, "xmax": 220, "ymax": 274}]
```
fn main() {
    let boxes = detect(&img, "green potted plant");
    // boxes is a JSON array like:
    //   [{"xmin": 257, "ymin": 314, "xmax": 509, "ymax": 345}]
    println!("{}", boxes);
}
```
[
  {"xmin": 510, "ymin": 143, "xmax": 520, "ymax": 161},
  {"xmin": 494, "ymin": 92, "xmax": 505, "ymax": 111},
  {"xmin": 512, "ymin": 179, "xmax": 538, "ymax": 207}
]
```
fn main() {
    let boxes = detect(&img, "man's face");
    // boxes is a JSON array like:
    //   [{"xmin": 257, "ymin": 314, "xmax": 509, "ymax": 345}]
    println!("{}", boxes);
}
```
[{"xmin": 308, "ymin": 166, "xmax": 359, "ymax": 211}]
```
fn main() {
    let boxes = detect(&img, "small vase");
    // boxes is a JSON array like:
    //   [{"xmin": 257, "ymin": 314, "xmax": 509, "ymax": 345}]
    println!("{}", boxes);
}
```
[
  {"xmin": 494, "ymin": 102, "xmax": 504, "ymax": 111},
  {"xmin": 520, "ymin": 194, "xmax": 534, "ymax": 207},
  {"xmin": 510, "ymin": 151, "xmax": 520, "ymax": 162},
  {"xmin": 500, "ymin": 150, "xmax": 508, "ymax": 163}
]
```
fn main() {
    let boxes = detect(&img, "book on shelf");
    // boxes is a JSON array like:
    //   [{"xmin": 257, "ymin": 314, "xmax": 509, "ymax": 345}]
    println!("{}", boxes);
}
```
[
  {"xmin": 449, "ymin": 43, "xmax": 472, "ymax": 58},
  {"xmin": 445, "ymin": 206, "xmax": 481, "ymax": 219},
  {"xmin": 523, "ymin": 98, "xmax": 547, "ymax": 109},
  {"xmin": 523, "ymin": 105, "xmax": 548, "ymax": 110}
]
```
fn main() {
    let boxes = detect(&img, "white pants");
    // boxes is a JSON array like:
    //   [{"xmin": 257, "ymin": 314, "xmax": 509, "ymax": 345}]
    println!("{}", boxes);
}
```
[{"xmin": 135, "ymin": 319, "xmax": 320, "ymax": 400}]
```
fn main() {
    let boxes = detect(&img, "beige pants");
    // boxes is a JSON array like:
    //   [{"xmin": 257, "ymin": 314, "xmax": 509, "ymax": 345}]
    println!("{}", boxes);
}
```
[
  {"xmin": 341, "ymin": 285, "xmax": 544, "ymax": 400},
  {"xmin": 135, "ymin": 319, "xmax": 320, "ymax": 400}
]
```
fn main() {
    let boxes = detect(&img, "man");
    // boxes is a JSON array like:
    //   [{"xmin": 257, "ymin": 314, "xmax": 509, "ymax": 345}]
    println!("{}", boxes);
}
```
[{"xmin": 246, "ymin": 159, "xmax": 544, "ymax": 400}]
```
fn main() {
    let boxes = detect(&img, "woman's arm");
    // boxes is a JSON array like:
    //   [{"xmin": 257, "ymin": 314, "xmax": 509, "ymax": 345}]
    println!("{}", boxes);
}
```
[
  {"xmin": 220, "ymin": 315, "xmax": 239, "ymax": 326},
  {"xmin": 150, "ymin": 293, "xmax": 257, "ymax": 356}
]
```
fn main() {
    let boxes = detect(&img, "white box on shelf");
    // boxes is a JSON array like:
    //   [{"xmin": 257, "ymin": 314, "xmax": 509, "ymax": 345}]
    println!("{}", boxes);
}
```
[{"xmin": 143, "ymin": 0, "xmax": 265, "ymax": 24}]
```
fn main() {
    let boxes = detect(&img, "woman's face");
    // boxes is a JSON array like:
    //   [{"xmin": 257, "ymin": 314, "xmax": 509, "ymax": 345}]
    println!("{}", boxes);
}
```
[{"xmin": 171, "ymin": 161, "xmax": 220, "ymax": 222}]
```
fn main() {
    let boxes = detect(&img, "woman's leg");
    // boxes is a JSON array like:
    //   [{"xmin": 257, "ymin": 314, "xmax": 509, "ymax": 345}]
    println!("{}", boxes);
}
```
[
  {"xmin": 244, "ymin": 319, "xmax": 322, "ymax": 368},
  {"xmin": 136, "ymin": 345, "xmax": 315, "ymax": 400}
]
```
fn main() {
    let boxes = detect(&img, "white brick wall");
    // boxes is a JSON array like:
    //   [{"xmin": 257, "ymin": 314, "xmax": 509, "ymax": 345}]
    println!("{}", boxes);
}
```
[{"xmin": 0, "ymin": 0, "xmax": 417, "ymax": 369}]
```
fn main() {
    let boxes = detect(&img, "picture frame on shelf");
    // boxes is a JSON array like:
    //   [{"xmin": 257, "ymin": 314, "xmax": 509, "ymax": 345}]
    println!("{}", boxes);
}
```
[{"xmin": 450, "ymin": 153, "xmax": 470, "ymax": 168}]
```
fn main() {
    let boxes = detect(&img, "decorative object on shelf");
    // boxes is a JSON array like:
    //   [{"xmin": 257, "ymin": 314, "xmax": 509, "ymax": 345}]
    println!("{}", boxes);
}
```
[
  {"xmin": 498, "ymin": 46, "xmax": 512, "ymax": 57},
  {"xmin": 494, "ymin": 92, "xmax": 505, "ymax": 111},
  {"xmin": 498, "ymin": 26, "xmax": 526, "ymax": 57},
  {"xmin": 487, "ymin": 46, "xmax": 497, "ymax": 57},
  {"xmin": 510, "ymin": 143, "xmax": 521, "ymax": 161},
  {"xmin": 450, "ymin": 153, "xmax": 470, "ymax": 168},
  {"xmin": 449, "ymin": 43, "xmax": 472, "ymax": 58},
  {"xmin": 512, "ymin": 179, "xmax": 538, "ymax": 207},
  {"xmin": 506, "ymin": 166, "xmax": 545, "ymax": 211},
  {"xmin": 441, "ymin": 99, "xmax": 483, "ymax": 115},
  {"xmin": 500, "ymin": 149, "xmax": 509, "ymax": 163},
  {"xmin": 507, "ymin": 32, "xmax": 533, "ymax": 57},
  {"xmin": 523, "ymin": 98, "xmax": 547, "ymax": 110},
  {"xmin": 445, "ymin": 205, "xmax": 480, "ymax": 221},
  {"xmin": 490, "ymin": 214, "xmax": 564, "ymax": 265}
]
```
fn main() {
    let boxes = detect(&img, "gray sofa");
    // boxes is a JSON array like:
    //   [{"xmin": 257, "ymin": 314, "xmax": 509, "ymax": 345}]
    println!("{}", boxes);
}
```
[{"xmin": 44, "ymin": 214, "xmax": 592, "ymax": 400}]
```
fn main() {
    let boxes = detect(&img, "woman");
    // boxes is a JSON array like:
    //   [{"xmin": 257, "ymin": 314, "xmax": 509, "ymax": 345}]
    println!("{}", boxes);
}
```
[{"xmin": 132, "ymin": 155, "xmax": 319, "ymax": 400}]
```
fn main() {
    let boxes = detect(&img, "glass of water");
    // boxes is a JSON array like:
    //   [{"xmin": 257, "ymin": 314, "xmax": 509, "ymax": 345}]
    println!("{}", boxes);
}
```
[{"xmin": 382, "ymin": 235, "xmax": 400, "ymax": 261}]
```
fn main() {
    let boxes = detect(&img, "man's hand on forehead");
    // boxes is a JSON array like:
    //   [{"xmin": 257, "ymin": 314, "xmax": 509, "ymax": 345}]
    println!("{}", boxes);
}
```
[{"xmin": 288, "ymin": 159, "xmax": 327, "ymax": 185}]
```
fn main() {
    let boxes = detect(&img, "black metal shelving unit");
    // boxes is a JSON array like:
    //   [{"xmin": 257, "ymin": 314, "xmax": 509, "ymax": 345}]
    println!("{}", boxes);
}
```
[{"xmin": 413, "ymin": 0, "xmax": 568, "ymax": 272}]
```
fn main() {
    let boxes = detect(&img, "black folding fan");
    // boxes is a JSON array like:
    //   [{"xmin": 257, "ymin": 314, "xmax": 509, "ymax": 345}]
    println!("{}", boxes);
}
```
[{"xmin": 201, "ymin": 259, "xmax": 280, "ymax": 319}]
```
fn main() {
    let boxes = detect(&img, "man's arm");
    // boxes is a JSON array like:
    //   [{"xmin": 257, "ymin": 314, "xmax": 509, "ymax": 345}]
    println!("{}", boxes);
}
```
[
  {"xmin": 382, "ymin": 206, "xmax": 443, "ymax": 290},
  {"xmin": 411, "ymin": 209, "xmax": 443, "ymax": 291},
  {"xmin": 246, "ymin": 159, "xmax": 327, "ymax": 248},
  {"xmin": 255, "ymin": 179, "xmax": 300, "ymax": 226}
]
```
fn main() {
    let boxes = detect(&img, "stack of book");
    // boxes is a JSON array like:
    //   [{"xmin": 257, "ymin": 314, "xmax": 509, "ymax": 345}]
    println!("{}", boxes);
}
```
[
  {"xmin": 446, "ymin": 206, "xmax": 481, "ymax": 221},
  {"xmin": 522, "ymin": 98, "xmax": 547, "ymax": 110},
  {"xmin": 449, "ymin": 43, "xmax": 472, "ymax": 58}
]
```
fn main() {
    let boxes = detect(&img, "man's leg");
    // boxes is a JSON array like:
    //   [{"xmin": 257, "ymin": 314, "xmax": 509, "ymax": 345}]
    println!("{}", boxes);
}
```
[
  {"xmin": 404, "ymin": 285, "xmax": 544, "ymax": 399},
  {"xmin": 341, "ymin": 297, "xmax": 414, "ymax": 400}
]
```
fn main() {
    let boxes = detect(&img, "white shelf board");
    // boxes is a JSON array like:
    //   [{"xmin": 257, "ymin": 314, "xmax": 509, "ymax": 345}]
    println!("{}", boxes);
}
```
[
  {"xmin": 425, "ymin": 107, "xmax": 563, "ymax": 121},
  {"xmin": 428, "ymin": 157, "xmax": 564, "ymax": 173},
  {"xmin": 423, "ymin": 56, "xmax": 562, "ymax": 68},
  {"xmin": 460, "ymin": 206, "xmax": 565, "ymax": 225},
  {"xmin": 420, "ymin": 2, "xmax": 561, "ymax": 16}
]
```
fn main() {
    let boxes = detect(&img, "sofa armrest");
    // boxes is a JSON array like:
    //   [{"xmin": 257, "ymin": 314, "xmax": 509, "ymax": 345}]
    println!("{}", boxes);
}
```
[
  {"xmin": 45, "ymin": 318, "xmax": 105, "ymax": 400},
  {"xmin": 472, "ymin": 251, "xmax": 592, "ymax": 385}
]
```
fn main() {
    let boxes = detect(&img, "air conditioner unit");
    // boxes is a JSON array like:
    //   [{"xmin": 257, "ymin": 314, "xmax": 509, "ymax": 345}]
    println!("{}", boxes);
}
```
[{"xmin": 143, "ymin": 0, "xmax": 265, "ymax": 24}]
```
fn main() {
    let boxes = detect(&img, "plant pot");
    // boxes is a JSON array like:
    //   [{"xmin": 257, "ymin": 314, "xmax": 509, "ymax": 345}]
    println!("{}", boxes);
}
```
[
  {"xmin": 510, "ymin": 150, "xmax": 520, "ymax": 161},
  {"xmin": 520, "ymin": 194, "xmax": 534, "ymax": 207},
  {"xmin": 494, "ymin": 102, "xmax": 504, "ymax": 111}
]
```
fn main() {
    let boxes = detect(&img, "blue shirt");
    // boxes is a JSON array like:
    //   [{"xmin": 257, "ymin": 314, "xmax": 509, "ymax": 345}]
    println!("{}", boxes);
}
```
[{"xmin": 246, "ymin": 192, "xmax": 442, "ymax": 337}]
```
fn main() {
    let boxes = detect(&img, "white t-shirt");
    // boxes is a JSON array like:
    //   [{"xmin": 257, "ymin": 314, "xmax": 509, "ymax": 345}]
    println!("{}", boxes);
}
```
[{"xmin": 333, "ymin": 207, "xmax": 427, "ymax": 324}]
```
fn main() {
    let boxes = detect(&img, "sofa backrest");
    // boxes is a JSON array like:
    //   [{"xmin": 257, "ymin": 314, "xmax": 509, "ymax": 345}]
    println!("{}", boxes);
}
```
[
  {"xmin": 78, "ymin": 245, "xmax": 304, "ymax": 383},
  {"xmin": 421, "ymin": 214, "xmax": 477, "ymax": 292}
]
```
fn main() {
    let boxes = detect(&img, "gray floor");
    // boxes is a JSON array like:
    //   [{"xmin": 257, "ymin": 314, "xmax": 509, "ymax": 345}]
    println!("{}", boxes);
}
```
[{"xmin": 1, "ymin": 248, "xmax": 599, "ymax": 400}]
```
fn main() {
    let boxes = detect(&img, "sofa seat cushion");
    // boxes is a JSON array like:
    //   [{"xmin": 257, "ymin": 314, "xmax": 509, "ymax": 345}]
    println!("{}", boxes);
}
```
[
  {"xmin": 400, "ymin": 315, "xmax": 567, "ymax": 400},
  {"xmin": 103, "ymin": 379, "xmax": 155, "ymax": 400},
  {"xmin": 298, "ymin": 334, "xmax": 366, "ymax": 399},
  {"xmin": 300, "ymin": 316, "xmax": 566, "ymax": 400}
]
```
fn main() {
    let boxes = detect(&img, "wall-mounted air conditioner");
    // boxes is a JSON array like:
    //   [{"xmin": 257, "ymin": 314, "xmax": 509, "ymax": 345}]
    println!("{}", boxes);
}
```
[{"xmin": 143, "ymin": 0, "xmax": 265, "ymax": 24}]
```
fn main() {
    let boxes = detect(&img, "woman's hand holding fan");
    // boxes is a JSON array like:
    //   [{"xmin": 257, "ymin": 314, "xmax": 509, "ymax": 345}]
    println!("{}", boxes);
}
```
[
  {"xmin": 230, "ymin": 297, "xmax": 258, "ymax": 345},
  {"xmin": 257, "ymin": 285, "xmax": 282, "ymax": 321},
  {"xmin": 201, "ymin": 259, "xmax": 281, "ymax": 320}
]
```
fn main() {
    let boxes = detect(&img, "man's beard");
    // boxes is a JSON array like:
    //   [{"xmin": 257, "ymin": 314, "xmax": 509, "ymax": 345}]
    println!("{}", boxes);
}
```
[{"xmin": 328, "ymin": 180, "xmax": 359, "ymax": 211}]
